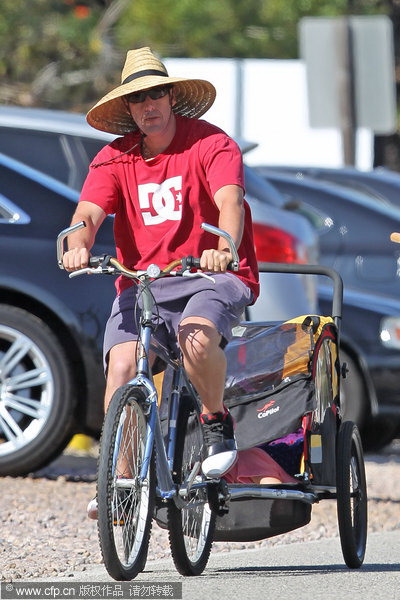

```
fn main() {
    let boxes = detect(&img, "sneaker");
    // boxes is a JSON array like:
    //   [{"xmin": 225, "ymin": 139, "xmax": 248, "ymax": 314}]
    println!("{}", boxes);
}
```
[
  {"xmin": 200, "ymin": 408, "xmax": 237, "ymax": 478},
  {"xmin": 86, "ymin": 494, "xmax": 128, "ymax": 526}
]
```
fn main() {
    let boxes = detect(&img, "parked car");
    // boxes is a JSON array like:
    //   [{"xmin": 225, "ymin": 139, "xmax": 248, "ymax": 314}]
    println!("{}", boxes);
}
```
[
  {"xmin": 257, "ymin": 167, "xmax": 400, "ymax": 302},
  {"xmin": 0, "ymin": 106, "xmax": 114, "ymax": 191},
  {"xmin": 259, "ymin": 165, "xmax": 400, "ymax": 211},
  {"xmin": 0, "ymin": 107, "xmax": 321, "ymax": 475},
  {"xmin": 256, "ymin": 167, "xmax": 400, "ymax": 448},
  {"xmin": 318, "ymin": 284, "xmax": 400, "ymax": 450},
  {"xmin": 0, "ymin": 152, "xmax": 115, "ymax": 475}
]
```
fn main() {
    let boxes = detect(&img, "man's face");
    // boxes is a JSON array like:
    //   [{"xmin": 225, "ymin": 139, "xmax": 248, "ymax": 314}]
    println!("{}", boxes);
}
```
[{"xmin": 126, "ymin": 85, "xmax": 176, "ymax": 137}]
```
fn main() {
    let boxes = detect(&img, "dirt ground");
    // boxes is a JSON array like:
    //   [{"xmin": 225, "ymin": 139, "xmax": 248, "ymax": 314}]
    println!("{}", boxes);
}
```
[{"xmin": 1, "ymin": 441, "xmax": 399, "ymax": 581}]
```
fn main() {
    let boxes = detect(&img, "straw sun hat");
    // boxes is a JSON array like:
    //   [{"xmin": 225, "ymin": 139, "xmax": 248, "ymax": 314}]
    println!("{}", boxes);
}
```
[{"xmin": 87, "ymin": 47, "xmax": 216, "ymax": 135}]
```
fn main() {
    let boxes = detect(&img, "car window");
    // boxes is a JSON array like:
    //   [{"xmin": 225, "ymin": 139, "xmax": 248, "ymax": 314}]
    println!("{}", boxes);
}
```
[
  {"xmin": 316, "ymin": 177, "xmax": 392, "ymax": 207},
  {"xmin": 243, "ymin": 165, "xmax": 285, "ymax": 208},
  {"xmin": 0, "ymin": 162, "xmax": 73, "ymax": 226},
  {"xmin": 289, "ymin": 201, "xmax": 332, "ymax": 235},
  {"xmin": 0, "ymin": 128, "xmax": 69, "ymax": 185},
  {"xmin": 0, "ymin": 191, "xmax": 30, "ymax": 224},
  {"xmin": 80, "ymin": 138, "xmax": 108, "ymax": 163}
]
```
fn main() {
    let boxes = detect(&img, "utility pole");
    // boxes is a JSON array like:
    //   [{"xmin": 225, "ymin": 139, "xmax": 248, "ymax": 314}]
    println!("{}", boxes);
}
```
[{"xmin": 336, "ymin": 18, "xmax": 357, "ymax": 166}]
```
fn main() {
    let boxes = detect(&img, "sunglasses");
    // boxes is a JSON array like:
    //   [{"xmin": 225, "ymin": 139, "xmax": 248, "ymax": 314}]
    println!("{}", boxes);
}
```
[{"xmin": 126, "ymin": 85, "xmax": 171, "ymax": 104}]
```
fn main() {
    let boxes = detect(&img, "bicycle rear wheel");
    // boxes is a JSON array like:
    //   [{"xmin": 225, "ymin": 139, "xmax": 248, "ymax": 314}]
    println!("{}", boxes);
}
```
[
  {"xmin": 97, "ymin": 385, "xmax": 155, "ymax": 580},
  {"xmin": 167, "ymin": 396, "xmax": 216, "ymax": 575}
]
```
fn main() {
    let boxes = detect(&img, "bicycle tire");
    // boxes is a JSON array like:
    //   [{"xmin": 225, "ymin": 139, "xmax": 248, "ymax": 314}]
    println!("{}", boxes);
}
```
[
  {"xmin": 97, "ymin": 384, "xmax": 155, "ymax": 580},
  {"xmin": 167, "ymin": 396, "xmax": 216, "ymax": 576},
  {"xmin": 336, "ymin": 420, "xmax": 368, "ymax": 568}
]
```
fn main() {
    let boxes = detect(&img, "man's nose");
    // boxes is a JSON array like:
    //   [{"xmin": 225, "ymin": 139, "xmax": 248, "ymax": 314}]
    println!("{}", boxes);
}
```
[{"xmin": 143, "ymin": 93, "xmax": 156, "ymax": 105}]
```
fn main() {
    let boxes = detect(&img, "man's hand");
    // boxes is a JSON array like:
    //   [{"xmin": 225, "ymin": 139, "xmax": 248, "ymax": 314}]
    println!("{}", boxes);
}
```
[
  {"xmin": 210, "ymin": 184, "xmax": 244, "ymax": 272},
  {"xmin": 62, "ymin": 202, "xmax": 107, "ymax": 272},
  {"xmin": 200, "ymin": 248, "xmax": 233, "ymax": 272},
  {"xmin": 63, "ymin": 247, "xmax": 91, "ymax": 272}
]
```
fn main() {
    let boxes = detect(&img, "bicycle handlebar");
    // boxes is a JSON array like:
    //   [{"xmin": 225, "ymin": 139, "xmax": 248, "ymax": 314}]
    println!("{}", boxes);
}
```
[
  {"xmin": 57, "ymin": 220, "xmax": 239, "ymax": 279},
  {"xmin": 200, "ymin": 223, "xmax": 239, "ymax": 270},
  {"xmin": 57, "ymin": 221, "xmax": 87, "ymax": 269}
]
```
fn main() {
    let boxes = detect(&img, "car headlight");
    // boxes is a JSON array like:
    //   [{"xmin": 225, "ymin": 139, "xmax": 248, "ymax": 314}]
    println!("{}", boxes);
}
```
[{"xmin": 380, "ymin": 316, "xmax": 400, "ymax": 349}]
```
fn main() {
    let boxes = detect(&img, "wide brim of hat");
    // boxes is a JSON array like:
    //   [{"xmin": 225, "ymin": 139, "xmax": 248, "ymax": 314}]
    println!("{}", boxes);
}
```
[{"xmin": 87, "ymin": 76, "xmax": 216, "ymax": 135}]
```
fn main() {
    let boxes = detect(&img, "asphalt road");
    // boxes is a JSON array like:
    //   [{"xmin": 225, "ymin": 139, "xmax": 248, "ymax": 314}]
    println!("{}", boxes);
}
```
[
  {"xmin": 23, "ymin": 442, "xmax": 399, "ymax": 600},
  {"xmin": 31, "ymin": 529, "xmax": 400, "ymax": 600}
]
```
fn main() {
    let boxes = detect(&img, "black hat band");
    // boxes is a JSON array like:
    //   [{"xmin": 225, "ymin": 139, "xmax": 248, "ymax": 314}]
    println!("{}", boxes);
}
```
[{"xmin": 122, "ymin": 69, "xmax": 168, "ymax": 85}]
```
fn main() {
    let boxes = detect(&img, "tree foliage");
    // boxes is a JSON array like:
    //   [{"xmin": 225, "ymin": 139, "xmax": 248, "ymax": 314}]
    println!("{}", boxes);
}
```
[
  {"xmin": 1, "ymin": 1, "xmax": 98, "ymax": 104},
  {"xmin": 115, "ymin": 0, "xmax": 388, "ymax": 59},
  {"xmin": 0, "ymin": 0, "xmax": 396, "ymax": 112}
]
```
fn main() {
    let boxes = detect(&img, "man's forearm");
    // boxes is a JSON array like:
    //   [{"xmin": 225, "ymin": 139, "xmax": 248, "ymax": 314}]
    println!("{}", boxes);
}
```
[
  {"xmin": 67, "ymin": 201, "xmax": 106, "ymax": 252},
  {"xmin": 63, "ymin": 201, "xmax": 107, "ymax": 270},
  {"xmin": 67, "ymin": 213, "xmax": 97, "ymax": 252},
  {"xmin": 217, "ymin": 199, "xmax": 244, "ymax": 252}
]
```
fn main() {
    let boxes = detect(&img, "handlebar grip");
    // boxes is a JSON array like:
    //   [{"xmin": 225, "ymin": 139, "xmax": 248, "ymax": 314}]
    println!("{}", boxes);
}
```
[
  {"xmin": 182, "ymin": 256, "xmax": 201, "ymax": 270},
  {"xmin": 182, "ymin": 256, "xmax": 236, "ymax": 271},
  {"xmin": 89, "ymin": 254, "xmax": 110, "ymax": 268}
]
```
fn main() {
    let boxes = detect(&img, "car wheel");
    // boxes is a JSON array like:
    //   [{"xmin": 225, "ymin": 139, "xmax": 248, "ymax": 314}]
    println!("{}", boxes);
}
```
[
  {"xmin": 0, "ymin": 305, "xmax": 76, "ymax": 475},
  {"xmin": 360, "ymin": 417, "xmax": 400, "ymax": 453},
  {"xmin": 340, "ymin": 350, "xmax": 368, "ymax": 429}
]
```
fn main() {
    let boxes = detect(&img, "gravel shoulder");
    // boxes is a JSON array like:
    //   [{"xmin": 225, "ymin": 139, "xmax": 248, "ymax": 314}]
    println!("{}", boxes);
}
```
[{"xmin": 1, "ymin": 442, "xmax": 399, "ymax": 582}]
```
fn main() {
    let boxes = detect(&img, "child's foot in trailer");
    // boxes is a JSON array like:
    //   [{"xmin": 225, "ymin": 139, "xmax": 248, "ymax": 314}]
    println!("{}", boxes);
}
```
[{"xmin": 200, "ymin": 408, "xmax": 237, "ymax": 478}]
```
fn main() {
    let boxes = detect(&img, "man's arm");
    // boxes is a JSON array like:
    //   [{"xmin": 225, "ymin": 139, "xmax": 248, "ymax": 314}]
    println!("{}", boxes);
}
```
[
  {"xmin": 200, "ymin": 184, "xmax": 244, "ymax": 272},
  {"xmin": 63, "ymin": 201, "xmax": 107, "ymax": 271}
]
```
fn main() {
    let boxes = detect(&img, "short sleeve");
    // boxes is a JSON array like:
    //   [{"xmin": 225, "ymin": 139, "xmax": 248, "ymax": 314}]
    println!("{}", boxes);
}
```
[
  {"xmin": 79, "ymin": 146, "xmax": 121, "ymax": 215},
  {"xmin": 199, "ymin": 134, "xmax": 245, "ymax": 198}
]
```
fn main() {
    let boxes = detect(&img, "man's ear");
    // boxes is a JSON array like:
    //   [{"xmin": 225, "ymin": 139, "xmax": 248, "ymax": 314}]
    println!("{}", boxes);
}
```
[
  {"xmin": 170, "ymin": 87, "xmax": 177, "ymax": 108},
  {"xmin": 122, "ymin": 96, "xmax": 130, "ymax": 112}
]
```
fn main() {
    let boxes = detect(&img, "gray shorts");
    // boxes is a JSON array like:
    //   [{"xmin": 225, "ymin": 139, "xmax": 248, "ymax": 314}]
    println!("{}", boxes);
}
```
[{"xmin": 103, "ymin": 273, "xmax": 253, "ymax": 370}]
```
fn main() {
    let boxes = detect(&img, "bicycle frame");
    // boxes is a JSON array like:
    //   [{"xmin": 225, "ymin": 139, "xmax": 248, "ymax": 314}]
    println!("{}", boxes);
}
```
[
  {"xmin": 120, "ymin": 273, "xmax": 204, "ymax": 504},
  {"xmin": 57, "ymin": 221, "xmax": 344, "ymax": 509},
  {"xmin": 56, "ymin": 219, "xmax": 238, "ymax": 506}
]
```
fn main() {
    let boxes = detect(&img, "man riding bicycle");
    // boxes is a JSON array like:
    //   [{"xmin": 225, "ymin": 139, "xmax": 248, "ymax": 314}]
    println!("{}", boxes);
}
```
[{"xmin": 62, "ymin": 47, "xmax": 259, "ymax": 516}]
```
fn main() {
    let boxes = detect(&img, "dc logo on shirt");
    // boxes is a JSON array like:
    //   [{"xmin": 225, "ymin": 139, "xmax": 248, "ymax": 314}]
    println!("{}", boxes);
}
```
[{"xmin": 138, "ymin": 176, "xmax": 183, "ymax": 225}]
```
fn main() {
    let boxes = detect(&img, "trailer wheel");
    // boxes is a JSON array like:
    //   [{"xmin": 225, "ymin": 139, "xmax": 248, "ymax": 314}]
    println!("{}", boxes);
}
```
[{"xmin": 336, "ymin": 421, "xmax": 368, "ymax": 568}]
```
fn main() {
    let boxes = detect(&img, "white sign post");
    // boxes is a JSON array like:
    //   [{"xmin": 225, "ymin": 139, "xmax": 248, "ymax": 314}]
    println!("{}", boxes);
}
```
[{"xmin": 299, "ymin": 15, "xmax": 397, "ymax": 165}]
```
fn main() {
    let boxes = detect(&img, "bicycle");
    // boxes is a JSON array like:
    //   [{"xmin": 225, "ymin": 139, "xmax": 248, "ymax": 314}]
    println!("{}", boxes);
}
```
[
  {"xmin": 57, "ymin": 221, "xmax": 240, "ymax": 581},
  {"xmin": 57, "ymin": 222, "xmax": 367, "ymax": 579}
]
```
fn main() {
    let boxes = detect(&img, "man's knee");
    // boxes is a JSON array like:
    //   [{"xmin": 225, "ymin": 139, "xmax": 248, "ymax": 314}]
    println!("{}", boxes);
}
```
[
  {"xmin": 178, "ymin": 317, "xmax": 221, "ymax": 361},
  {"xmin": 107, "ymin": 342, "xmax": 137, "ymax": 384}
]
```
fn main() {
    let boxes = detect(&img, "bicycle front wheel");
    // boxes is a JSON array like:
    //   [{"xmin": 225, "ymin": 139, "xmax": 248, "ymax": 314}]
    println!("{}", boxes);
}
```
[
  {"xmin": 97, "ymin": 385, "xmax": 155, "ymax": 581},
  {"xmin": 167, "ymin": 396, "xmax": 216, "ymax": 576}
]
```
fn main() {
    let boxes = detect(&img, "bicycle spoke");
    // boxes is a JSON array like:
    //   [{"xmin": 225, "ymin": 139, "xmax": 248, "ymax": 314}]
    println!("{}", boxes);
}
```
[
  {"xmin": 97, "ymin": 386, "xmax": 154, "ymax": 580},
  {"xmin": 168, "ymin": 399, "xmax": 215, "ymax": 575}
]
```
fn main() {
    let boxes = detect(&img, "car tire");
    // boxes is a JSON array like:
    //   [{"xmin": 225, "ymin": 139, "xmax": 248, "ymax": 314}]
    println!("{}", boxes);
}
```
[
  {"xmin": 360, "ymin": 417, "xmax": 400, "ymax": 453},
  {"xmin": 0, "ymin": 304, "xmax": 76, "ymax": 476},
  {"xmin": 340, "ymin": 349, "xmax": 369, "ymax": 429}
]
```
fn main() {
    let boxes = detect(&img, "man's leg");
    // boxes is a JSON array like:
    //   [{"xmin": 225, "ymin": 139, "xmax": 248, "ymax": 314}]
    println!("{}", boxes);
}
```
[
  {"xmin": 104, "ymin": 341, "xmax": 139, "ymax": 411},
  {"xmin": 88, "ymin": 341, "xmax": 139, "ymax": 519},
  {"xmin": 178, "ymin": 316, "xmax": 237, "ymax": 478},
  {"xmin": 178, "ymin": 317, "xmax": 226, "ymax": 414}
]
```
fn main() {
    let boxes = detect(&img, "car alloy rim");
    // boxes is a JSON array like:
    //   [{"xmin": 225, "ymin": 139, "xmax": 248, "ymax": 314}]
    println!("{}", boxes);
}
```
[{"xmin": 0, "ymin": 325, "xmax": 54, "ymax": 456}]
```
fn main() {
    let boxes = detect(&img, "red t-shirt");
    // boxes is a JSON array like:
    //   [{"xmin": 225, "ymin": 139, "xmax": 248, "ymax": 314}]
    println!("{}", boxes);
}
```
[{"xmin": 80, "ymin": 115, "xmax": 259, "ymax": 300}]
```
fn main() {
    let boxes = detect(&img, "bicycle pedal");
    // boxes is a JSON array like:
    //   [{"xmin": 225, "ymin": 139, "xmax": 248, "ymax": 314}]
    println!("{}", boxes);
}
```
[{"xmin": 207, "ymin": 479, "xmax": 230, "ymax": 516}]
